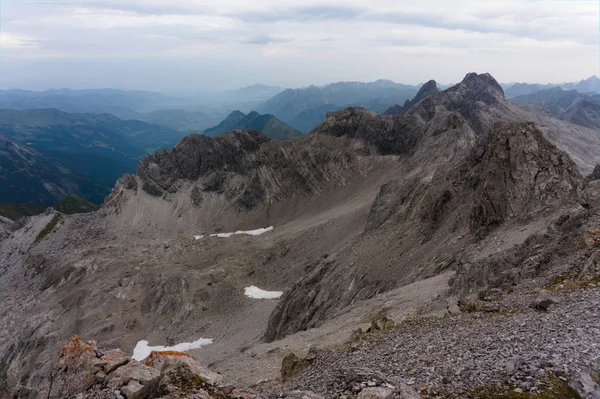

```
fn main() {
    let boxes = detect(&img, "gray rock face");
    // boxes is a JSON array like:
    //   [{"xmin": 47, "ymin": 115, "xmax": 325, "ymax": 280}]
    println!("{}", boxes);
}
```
[
  {"xmin": 462, "ymin": 122, "xmax": 580, "ymax": 232},
  {"xmin": 592, "ymin": 164, "xmax": 600, "ymax": 180},
  {"xmin": 310, "ymin": 107, "xmax": 426, "ymax": 155},
  {"xmin": 569, "ymin": 372, "xmax": 599, "ymax": 399},
  {"xmin": 136, "ymin": 129, "xmax": 369, "ymax": 211},
  {"xmin": 22, "ymin": 337, "xmax": 260, "ymax": 399},
  {"xmin": 356, "ymin": 387, "xmax": 394, "ymax": 399},
  {"xmin": 529, "ymin": 290, "xmax": 557, "ymax": 311},
  {"xmin": 383, "ymin": 79, "xmax": 439, "ymax": 115},
  {"xmin": 266, "ymin": 121, "xmax": 582, "ymax": 342},
  {"xmin": 580, "ymin": 180, "xmax": 600, "ymax": 208}
]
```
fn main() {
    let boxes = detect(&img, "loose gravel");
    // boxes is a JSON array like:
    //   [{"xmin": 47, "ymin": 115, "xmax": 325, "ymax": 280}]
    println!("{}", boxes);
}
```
[{"xmin": 267, "ymin": 287, "xmax": 599, "ymax": 398}]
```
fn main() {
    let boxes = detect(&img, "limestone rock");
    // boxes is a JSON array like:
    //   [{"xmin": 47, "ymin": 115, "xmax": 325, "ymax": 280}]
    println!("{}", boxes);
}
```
[
  {"xmin": 569, "ymin": 372, "xmax": 599, "ymax": 399},
  {"xmin": 447, "ymin": 297, "xmax": 462, "ymax": 316},
  {"xmin": 105, "ymin": 362, "xmax": 161, "ymax": 392},
  {"xmin": 384, "ymin": 79, "xmax": 440, "ymax": 115},
  {"xmin": 580, "ymin": 180, "xmax": 600, "ymax": 208},
  {"xmin": 102, "ymin": 349, "xmax": 130, "ymax": 374},
  {"xmin": 50, "ymin": 337, "xmax": 105, "ymax": 399},
  {"xmin": 357, "ymin": 387, "xmax": 394, "ymax": 399},
  {"xmin": 281, "ymin": 353, "xmax": 314, "ymax": 382},
  {"xmin": 529, "ymin": 290, "xmax": 557, "ymax": 311},
  {"xmin": 144, "ymin": 350, "xmax": 223, "ymax": 386},
  {"xmin": 281, "ymin": 391, "xmax": 325, "ymax": 399}
]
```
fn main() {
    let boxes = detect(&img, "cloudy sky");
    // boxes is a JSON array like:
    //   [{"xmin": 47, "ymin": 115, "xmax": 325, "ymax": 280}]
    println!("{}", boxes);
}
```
[{"xmin": 1, "ymin": 0, "xmax": 598, "ymax": 92}]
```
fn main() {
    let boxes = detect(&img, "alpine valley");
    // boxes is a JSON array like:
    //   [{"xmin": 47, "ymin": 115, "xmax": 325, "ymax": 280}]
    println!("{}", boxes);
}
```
[{"xmin": 1, "ymin": 73, "xmax": 599, "ymax": 399}]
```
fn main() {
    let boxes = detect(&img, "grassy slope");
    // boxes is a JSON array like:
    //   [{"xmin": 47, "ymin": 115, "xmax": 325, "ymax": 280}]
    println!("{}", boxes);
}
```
[
  {"xmin": 0, "ymin": 196, "xmax": 99, "ymax": 221},
  {"xmin": 0, "ymin": 202, "xmax": 46, "ymax": 221}
]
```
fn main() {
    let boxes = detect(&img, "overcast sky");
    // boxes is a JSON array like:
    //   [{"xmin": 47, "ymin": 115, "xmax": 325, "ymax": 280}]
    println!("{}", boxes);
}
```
[{"xmin": 1, "ymin": 0, "xmax": 598, "ymax": 92}]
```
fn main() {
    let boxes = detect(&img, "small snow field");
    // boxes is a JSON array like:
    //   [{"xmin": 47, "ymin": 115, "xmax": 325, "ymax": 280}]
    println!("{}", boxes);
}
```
[
  {"xmin": 210, "ymin": 226, "xmax": 273, "ymax": 238},
  {"xmin": 244, "ymin": 285, "xmax": 283, "ymax": 299},
  {"xmin": 193, "ymin": 235, "xmax": 204, "ymax": 240},
  {"xmin": 132, "ymin": 338, "xmax": 213, "ymax": 361}
]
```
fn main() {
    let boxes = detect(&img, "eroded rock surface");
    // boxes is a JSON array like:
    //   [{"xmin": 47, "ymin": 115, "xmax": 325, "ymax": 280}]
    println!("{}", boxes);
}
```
[{"xmin": 30, "ymin": 337, "xmax": 263, "ymax": 399}]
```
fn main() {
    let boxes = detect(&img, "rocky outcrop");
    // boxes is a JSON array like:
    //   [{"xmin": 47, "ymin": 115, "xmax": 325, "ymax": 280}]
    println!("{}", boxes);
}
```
[
  {"xmin": 370, "ymin": 121, "xmax": 580, "ymax": 234},
  {"xmin": 14, "ymin": 337, "xmax": 261, "ymax": 399},
  {"xmin": 569, "ymin": 371, "xmax": 600, "ymax": 399},
  {"xmin": 383, "ymin": 79, "xmax": 439, "ymax": 115},
  {"xmin": 265, "ymin": 122, "xmax": 582, "ymax": 341},
  {"xmin": 591, "ymin": 164, "xmax": 600, "ymax": 181},
  {"xmin": 456, "ymin": 121, "xmax": 579, "ymax": 232},
  {"xmin": 134, "ymin": 129, "xmax": 378, "ymax": 211},
  {"xmin": 310, "ymin": 107, "xmax": 427, "ymax": 155}
]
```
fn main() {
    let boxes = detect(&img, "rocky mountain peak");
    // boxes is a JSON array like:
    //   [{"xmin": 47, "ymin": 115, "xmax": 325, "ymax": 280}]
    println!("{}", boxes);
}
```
[
  {"xmin": 463, "ymin": 121, "xmax": 580, "ymax": 230},
  {"xmin": 228, "ymin": 110, "xmax": 246, "ymax": 118},
  {"xmin": 457, "ymin": 72, "xmax": 505, "ymax": 102},
  {"xmin": 123, "ymin": 127, "xmax": 372, "ymax": 212},
  {"xmin": 414, "ymin": 79, "xmax": 439, "ymax": 101},
  {"xmin": 383, "ymin": 79, "xmax": 439, "ymax": 115}
]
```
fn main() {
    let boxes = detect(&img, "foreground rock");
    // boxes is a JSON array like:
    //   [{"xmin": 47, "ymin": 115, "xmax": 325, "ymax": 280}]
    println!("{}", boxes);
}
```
[
  {"xmin": 9, "ymin": 337, "xmax": 262, "ymax": 399},
  {"xmin": 569, "ymin": 372, "xmax": 600, "ymax": 399},
  {"xmin": 270, "ymin": 287, "xmax": 599, "ymax": 398}
]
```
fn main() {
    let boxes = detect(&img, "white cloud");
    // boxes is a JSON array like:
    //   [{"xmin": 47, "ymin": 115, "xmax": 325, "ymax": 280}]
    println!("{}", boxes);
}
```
[
  {"xmin": 0, "ymin": 0, "xmax": 597, "ymax": 90},
  {"xmin": 0, "ymin": 32, "xmax": 40, "ymax": 49}
]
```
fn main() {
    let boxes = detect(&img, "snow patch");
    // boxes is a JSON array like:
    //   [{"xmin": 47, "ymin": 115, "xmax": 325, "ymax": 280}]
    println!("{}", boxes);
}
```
[
  {"xmin": 132, "ymin": 338, "xmax": 213, "ymax": 361},
  {"xmin": 244, "ymin": 285, "xmax": 283, "ymax": 299},
  {"xmin": 196, "ymin": 226, "xmax": 273, "ymax": 239}
]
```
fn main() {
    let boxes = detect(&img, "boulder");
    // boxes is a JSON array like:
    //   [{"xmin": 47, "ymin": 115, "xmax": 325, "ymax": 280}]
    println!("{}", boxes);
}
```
[
  {"xmin": 357, "ymin": 387, "xmax": 394, "ymax": 399},
  {"xmin": 396, "ymin": 384, "xmax": 421, "ymax": 399},
  {"xmin": 281, "ymin": 391, "xmax": 325, "ymax": 399},
  {"xmin": 569, "ymin": 372, "xmax": 599, "ymax": 399},
  {"xmin": 580, "ymin": 180, "xmax": 600, "ymax": 208},
  {"xmin": 50, "ymin": 337, "xmax": 105, "ymax": 399},
  {"xmin": 102, "ymin": 349, "xmax": 130, "ymax": 374},
  {"xmin": 144, "ymin": 350, "xmax": 223, "ymax": 386},
  {"xmin": 281, "ymin": 353, "xmax": 314, "ymax": 382},
  {"xmin": 482, "ymin": 302, "xmax": 501, "ymax": 313},
  {"xmin": 105, "ymin": 362, "xmax": 161, "ymax": 394},
  {"xmin": 446, "ymin": 296, "xmax": 462, "ymax": 315},
  {"xmin": 529, "ymin": 290, "xmax": 557, "ymax": 311}
]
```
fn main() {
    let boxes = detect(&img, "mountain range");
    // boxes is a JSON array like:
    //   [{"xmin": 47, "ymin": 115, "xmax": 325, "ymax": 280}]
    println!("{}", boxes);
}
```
[
  {"xmin": 503, "ymin": 75, "xmax": 600, "ymax": 98},
  {"xmin": 0, "ymin": 108, "xmax": 188, "ymax": 204},
  {"xmin": 512, "ymin": 87, "xmax": 600, "ymax": 129},
  {"xmin": 203, "ymin": 111, "xmax": 304, "ymax": 140},
  {"xmin": 257, "ymin": 80, "xmax": 420, "ymax": 132},
  {"xmin": 1, "ymin": 72, "xmax": 599, "ymax": 399}
]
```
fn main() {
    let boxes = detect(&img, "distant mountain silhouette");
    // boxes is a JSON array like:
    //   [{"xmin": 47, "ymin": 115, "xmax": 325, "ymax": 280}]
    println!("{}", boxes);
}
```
[
  {"xmin": 504, "ymin": 76, "xmax": 600, "ymax": 98},
  {"xmin": 258, "ymin": 81, "xmax": 419, "ymax": 132},
  {"xmin": 562, "ymin": 75, "xmax": 600, "ymax": 94},
  {"xmin": 203, "ymin": 111, "xmax": 304, "ymax": 140},
  {"xmin": 512, "ymin": 86, "xmax": 600, "ymax": 129}
]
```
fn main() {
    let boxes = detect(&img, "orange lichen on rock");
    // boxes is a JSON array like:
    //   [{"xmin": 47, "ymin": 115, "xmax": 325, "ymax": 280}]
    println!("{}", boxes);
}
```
[
  {"xmin": 144, "ymin": 350, "xmax": 194, "ymax": 367},
  {"xmin": 60, "ymin": 336, "xmax": 94, "ymax": 357}
]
